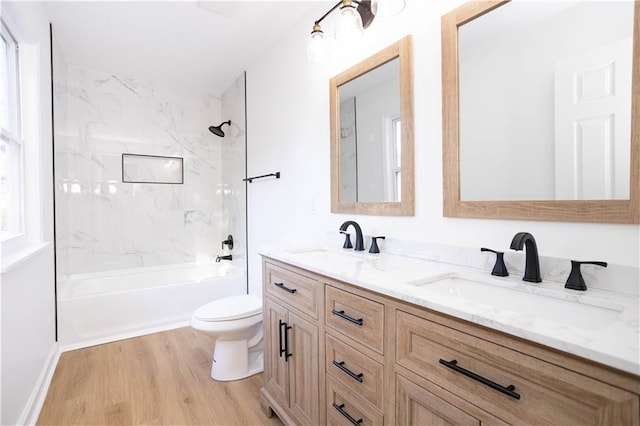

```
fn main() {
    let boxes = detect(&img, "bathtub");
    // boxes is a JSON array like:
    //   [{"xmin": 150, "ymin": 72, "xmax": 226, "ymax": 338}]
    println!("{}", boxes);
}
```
[{"xmin": 57, "ymin": 262, "xmax": 245, "ymax": 350}]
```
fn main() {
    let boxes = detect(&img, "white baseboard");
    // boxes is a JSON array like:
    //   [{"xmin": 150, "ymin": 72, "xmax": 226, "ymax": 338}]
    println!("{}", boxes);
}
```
[
  {"xmin": 19, "ymin": 342, "xmax": 60, "ymax": 426},
  {"xmin": 58, "ymin": 320, "xmax": 190, "ymax": 353}
]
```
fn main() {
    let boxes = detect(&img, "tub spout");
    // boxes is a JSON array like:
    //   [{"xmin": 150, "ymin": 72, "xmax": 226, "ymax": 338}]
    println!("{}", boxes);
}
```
[{"xmin": 216, "ymin": 254, "xmax": 233, "ymax": 262}]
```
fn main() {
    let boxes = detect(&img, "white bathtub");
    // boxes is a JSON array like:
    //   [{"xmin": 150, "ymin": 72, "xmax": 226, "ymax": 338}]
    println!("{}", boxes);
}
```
[{"xmin": 57, "ymin": 262, "xmax": 245, "ymax": 350}]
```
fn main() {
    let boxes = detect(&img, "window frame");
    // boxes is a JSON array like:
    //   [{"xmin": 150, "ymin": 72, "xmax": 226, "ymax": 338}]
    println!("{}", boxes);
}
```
[
  {"xmin": 0, "ymin": 17, "xmax": 25, "ymax": 243},
  {"xmin": 382, "ymin": 114, "xmax": 402, "ymax": 202}
]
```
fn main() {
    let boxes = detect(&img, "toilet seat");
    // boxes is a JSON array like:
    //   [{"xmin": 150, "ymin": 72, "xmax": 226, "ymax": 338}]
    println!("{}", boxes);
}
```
[{"xmin": 193, "ymin": 294, "xmax": 262, "ymax": 322}]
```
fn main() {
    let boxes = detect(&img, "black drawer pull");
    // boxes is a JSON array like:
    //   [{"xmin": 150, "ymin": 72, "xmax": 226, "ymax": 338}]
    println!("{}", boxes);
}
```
[
  {"xmin": 274, "ymin": 282, "xmax": 297, "ymax": 294},
  {"xmin": 332, "ymin": 360, "xmax": 364, "ymax": 383},
  {"xmin": 332, "ymin": 403, "xmax": 363, "ymax": 425},
  {"xmin": 332, "ymin": 310, "xmax": 363, "ymax": 326},
  {"xmin": 439, "ymin": 359, "xmax": 520, "ymax": 400}
]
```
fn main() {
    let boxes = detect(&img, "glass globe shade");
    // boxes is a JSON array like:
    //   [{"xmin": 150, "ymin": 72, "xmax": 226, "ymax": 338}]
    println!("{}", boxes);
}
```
[
  {"xmin": 371, "ymin": 0, "xmax": 406, "ymax": 17},
  {"xmin": 334, "ymin": 4, "xmax": 363, "ymax": 41},
  {"xmin": 306, "ymin": 29, "xmax": 330, "ymax": 62}
]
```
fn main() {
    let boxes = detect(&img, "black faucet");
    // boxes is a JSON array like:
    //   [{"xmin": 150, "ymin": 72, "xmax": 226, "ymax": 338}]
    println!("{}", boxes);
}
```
[
  {"xmin": 216, "ymin": 254, "xmax": 232, "ymax": 262},
  {"xmin": 339, "ymin": 221, "xmax": 365, "ymax": 251},
  {"xmin": 510, "ymin": 232, "xmax": 541, "ymax": 283}
]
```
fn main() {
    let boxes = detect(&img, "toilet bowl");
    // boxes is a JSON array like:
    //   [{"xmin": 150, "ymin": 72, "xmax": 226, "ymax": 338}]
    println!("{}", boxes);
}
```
[{"xmin": 190, "ymin": 294, "xmax": 263, "ymax": 381}]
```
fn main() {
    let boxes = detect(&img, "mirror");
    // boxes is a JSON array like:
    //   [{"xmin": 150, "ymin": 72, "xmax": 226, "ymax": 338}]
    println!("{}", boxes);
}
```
[
  {"xmin": 331, "ymin": 36, "xmax": 414, "ymax": 216},
  {"xmin": 442, "ymin": 0, "xmax": 639, "ymax": 223}
]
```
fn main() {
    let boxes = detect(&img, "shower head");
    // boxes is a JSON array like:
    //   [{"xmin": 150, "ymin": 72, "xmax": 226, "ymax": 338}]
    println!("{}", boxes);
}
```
[{"xmin": 209, "ymin": 120, "xmax": 231, "ymax": 137}]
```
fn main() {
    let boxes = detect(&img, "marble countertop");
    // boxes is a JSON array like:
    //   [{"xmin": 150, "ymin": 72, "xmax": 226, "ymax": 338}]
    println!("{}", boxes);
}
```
[{"xmin": 261, "ymin": 247, "xmax": 640, "ymax": 376}]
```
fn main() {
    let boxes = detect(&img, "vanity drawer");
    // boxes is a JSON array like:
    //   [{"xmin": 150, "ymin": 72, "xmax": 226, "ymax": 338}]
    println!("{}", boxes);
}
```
[
  {"xmin": 326, "ymin": 334, "xmax": 384, "ymax": 410},
  {"xmin": 327, "ymin": 375, "xmax": 383, "ymax": 426},
  {"xmin": 265, "ymin": 262, "xmax": 320, "ymax": 319},
  {"xmin": 326, "ymin": 285, "xmax": 384, "ymax": 354},
  {"xmin": 396, "ymin": 310, "xmax": 640, "ymax": 425}
]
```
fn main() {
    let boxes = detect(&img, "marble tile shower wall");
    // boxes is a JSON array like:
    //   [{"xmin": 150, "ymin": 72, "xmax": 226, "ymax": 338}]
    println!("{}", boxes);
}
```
[{"xmin": 55, "ymin": 66, "xmax": 227, "ymax": 276}]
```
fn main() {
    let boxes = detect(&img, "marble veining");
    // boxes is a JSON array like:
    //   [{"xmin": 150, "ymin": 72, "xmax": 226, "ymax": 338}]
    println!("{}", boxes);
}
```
[
  {"xmin": 54, "ymin": 66, "xmax": 235, "ymax": 276},
  {"xmin": 261, "ymin": 243, "xmax": 640, "ymax": 376}
]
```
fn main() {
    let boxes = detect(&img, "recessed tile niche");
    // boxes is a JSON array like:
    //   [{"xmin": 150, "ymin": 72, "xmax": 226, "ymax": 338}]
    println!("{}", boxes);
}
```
[{"xmin": 122, "ymin": 154, "xmax": 184, "ymax": 184}]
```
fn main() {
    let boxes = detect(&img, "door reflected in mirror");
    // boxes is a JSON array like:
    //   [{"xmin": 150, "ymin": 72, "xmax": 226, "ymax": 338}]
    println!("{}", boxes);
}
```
[
  {"xmin": 458, "ymin": 1, "xmax": 634, "ymax": 201},
  {"xmin": 339, "ymin": 58, "xmax": 401, "ymax": 203}
]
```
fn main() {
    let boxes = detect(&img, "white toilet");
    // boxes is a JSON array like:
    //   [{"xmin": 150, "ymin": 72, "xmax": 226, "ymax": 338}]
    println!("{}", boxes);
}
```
[{"xmin": 190, "ymin": 294, "xmax": 264, "ymax": 381}]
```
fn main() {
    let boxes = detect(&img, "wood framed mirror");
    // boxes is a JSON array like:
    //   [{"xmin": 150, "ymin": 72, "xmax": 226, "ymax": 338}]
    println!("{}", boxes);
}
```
[
  {"xmin": 331, "ymin": 35, "xmax": 414, "ymax": 216},
  {"xmin": 442, "ymin": 1, "xmax": 639, "ymax": 223}
]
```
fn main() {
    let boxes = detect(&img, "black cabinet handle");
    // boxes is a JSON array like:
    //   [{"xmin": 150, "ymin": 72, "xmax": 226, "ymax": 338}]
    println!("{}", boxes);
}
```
[
  {"xmin": 278, "ymin": 320, "xmax": 286, "ymax": 357},
  {"xmin": 331, "ymin": 310, "xmax": 363, "ymax": 326},
  {"xmin": 439, "ymin": 359, "xmax": 520, "ymax": 400},
  {"xmin": 332, "ymin": 360, "xmax": 364, "ymax": 383},
  {"xmin": 274, "ymin": 282, "xmax": 297, "ymax": 294},
  {"xmin": 284, "ymin": 323, "xmax": 292, "ymax": 361},
  {"xmin": 332, "ymin": 403, "xmax": 363, "ymax": 425}
]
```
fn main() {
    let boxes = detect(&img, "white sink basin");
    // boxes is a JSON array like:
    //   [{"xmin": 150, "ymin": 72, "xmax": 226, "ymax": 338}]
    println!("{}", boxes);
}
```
[
  {"xmin": 282, "ymin": 249, "xmax": 373, "ymax": 272},
  {"xmin": 418, "ymin": 275, "xmax": 624, "ymax": 330},
  {"xmin": 286, "ymin": 248, "xmax": 367, "ymax": 262}
]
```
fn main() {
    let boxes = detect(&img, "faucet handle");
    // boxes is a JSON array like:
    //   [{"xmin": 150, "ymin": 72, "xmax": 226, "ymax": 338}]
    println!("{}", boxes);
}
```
[
  {"xmin": 565, "ymin": 260, "xmax": 607, "ymax": 291},
  {"xmin": 480, "ymin": 248, "xmax": 509, "ymax": 277},
  {"xmin": 340, "ymin": 231, "xmax": 353, "ymax": 249},
  {"xmin": 222, "ymin": 235, "xmax": 234, "ymax": 250},
  {"xmin": 369, "ymin": 236, "xmax": 386, "ymax": 254}
]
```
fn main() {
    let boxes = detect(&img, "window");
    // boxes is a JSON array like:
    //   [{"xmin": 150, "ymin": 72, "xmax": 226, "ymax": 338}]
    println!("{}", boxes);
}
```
[
  {"xmin": 392, "ymin": 117, "xmax": 402, "ymax": 200},
  {"xmin": 0, "ymin": 19, "xmax": 23, "ymax": 241},
  {"xmin": 382, "ymin": 115, "xmax": 402, "ymax": 202}
]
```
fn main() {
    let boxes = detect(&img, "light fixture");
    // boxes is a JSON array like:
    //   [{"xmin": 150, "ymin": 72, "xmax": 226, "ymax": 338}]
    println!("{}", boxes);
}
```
[
  {"xmin": 371, "ymin": 0, "xmax": 406, "ymax": 17},
  {"xmin": 334, "ymin": 0, "xmax": 364, "ymax": 41},
  {"xmin": 305, "ymin": 0, "xmax": 377, "ymax": 61},
  {"xmin": 306, "ymin": 24, "xmax": 331, "ymax": 62}
]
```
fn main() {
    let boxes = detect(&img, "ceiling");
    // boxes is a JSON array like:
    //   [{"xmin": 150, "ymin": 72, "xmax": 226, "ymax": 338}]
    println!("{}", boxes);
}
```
[{"xmin": 45, "ymin": 1, "xmax": 327, "ymax": 95}]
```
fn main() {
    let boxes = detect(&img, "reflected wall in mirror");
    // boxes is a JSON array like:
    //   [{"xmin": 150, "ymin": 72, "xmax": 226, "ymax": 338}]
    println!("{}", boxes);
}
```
[
  {"xmin": 331, "ymin": 36, "xmax": 414, "ymax": 216},
  {"xmin": 339, "ymin": 58, "xmax": 401, "ymax": 203},
  {"xmin": 442, "ymin": 0, "xmax": 639, "ymax": 223}
]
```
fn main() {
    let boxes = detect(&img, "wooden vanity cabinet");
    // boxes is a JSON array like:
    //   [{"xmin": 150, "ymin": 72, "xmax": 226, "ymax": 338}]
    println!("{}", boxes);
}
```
[
  {"xmin": 261, "ymin": 260, "xmax": 323, "ymax": 425},
  {"xmin": 261, "ymin": 257, "xmax": 640, "ymax": 425}
]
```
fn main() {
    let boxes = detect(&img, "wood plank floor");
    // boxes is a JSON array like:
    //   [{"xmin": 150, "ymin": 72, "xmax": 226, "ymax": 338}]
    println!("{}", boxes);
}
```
[{"xmin": 38, "ymin": 327, "xmax": 283, "ymax": 425}]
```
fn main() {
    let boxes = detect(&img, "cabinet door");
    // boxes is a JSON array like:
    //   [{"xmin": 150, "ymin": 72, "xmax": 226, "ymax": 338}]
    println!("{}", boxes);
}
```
[
  {"xmin": 288, "ymin": 311, "xmax": 320, "ymax": 425},
  {"xmin": 396, "ymin": 374, "xmax": 482, "ymax": 426},
  {"xmin": 264, "ymin": 298, "xmax": 289, "ymax": 405}
]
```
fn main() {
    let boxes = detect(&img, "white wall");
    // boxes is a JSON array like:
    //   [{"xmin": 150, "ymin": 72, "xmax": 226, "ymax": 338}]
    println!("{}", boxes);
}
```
[
  {"xmin": 1, "ymin": 2, "xmax": 57, "ymax": 424},
  {"xmin": 355, "ymin": 77, "xmax": 400, "ymax": 202},
  {"xmin": 245, "ymin": 0, "xmax": 640, "ymax": 296}
]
